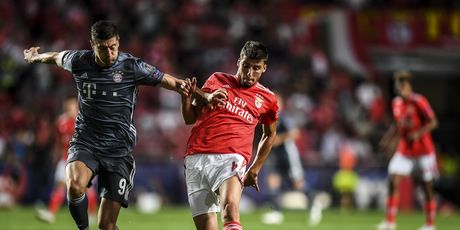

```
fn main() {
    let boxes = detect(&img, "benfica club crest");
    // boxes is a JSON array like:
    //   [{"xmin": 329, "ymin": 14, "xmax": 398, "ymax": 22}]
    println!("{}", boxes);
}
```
[
  {"xmin": 112, "ymin": 71, "xmax": 123, "ymax": 83},
  {"xmin": 255, "ymin": 94, "xmax": 264, "ymax": 109}
]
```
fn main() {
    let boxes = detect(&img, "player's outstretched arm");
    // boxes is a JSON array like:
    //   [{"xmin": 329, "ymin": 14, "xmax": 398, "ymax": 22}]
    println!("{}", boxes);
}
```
[
  {"xmin": 244, "ymin": 122, "xmax": 277, "ymax": 192},
  {"xmin": 159, "ymin": 73, "xmax": 194, "ymax": 96},
  {"xmin": 181, "ymin": 78, "xmax": 203, "ymax": 125},
  {"xmin": 180, "ymin": 81, "xmax": 228, "ymax": 124},
  {"xmin": 379, "ymin": 124, "xmax": 399, "ymax": 156},
  {"xmin": 23, "ymin": 47, "xmax": 65, "ymax": 66},
  {"xmin": 159, "ymin": 74, "xmax": 227, "ymax": 105},
  {"xmin": 409, "ymin": 116, "xmax": 438, "ymax": 141}
]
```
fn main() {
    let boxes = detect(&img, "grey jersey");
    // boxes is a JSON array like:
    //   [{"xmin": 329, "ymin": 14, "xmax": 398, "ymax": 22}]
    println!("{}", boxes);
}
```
[{"xmin": 62, "ymin": 50, "xmax": 164, "ymax": 157}]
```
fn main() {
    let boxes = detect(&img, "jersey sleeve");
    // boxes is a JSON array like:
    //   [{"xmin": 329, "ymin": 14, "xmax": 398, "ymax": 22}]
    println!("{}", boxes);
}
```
[
  {"xmin": 202, "ymin": 73, "xmax": 223, "ymax": 93},
  {"xmin": 260, "ymin": 97, "xmax": 279, "ymax": 125},
  {"xmin": 61, "ymin": 50, "xmax": 80, "ymax": 72},
  {"xmin": 415, "ymin": 95, "xmax": 435, "ymax": 119},
  {"xmin": 134, "ymin": 59, "xmax": 164, "ymax": 86}
]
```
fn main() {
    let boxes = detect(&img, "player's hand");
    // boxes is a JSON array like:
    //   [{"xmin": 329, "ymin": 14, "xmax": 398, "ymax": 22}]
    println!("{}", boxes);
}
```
[
  {"xmin": 180, "ymin": 77, "xmax": 197, "ymax": 97},
  {"xmin": 243, "ymin": 170, "xmax": 260, "ymax": 192},
  {"xmin": 379, "ymin": 137, "xmax": 397, "ymax": 158},
  {"xmin": 288, "ymin": 129, "xmax": 301, "ymax": 140},
  {"xmin": 24, "ymin": 47, "xmax": 40, "ymax": 63},
  {"xmin": 206, "ymin": 88, "xmax": 227, "ymax": 109},
  {"xmin": 408, "ymin": 130, "xmax": 423, "ymax": 141}
]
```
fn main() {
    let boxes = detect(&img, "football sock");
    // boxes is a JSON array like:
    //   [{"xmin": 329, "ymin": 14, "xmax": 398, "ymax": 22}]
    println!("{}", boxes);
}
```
[
  {"xmin": 48, "ymin": 187, "xmax": 66, "ymax": 214},
  {"xmin": 68, "ymin": 193, "xmax": 89, "ymax": 230},
  {"xmin": 385, "ymin": 195, "xmax": 399, "ymax": 223},
  {"xmin": 223, "ymin": 221, "xmax": 242, "ymax": 230},
  {"xmin": 425, "ymin": 200, "xmax": 436, "ymax": 226}
]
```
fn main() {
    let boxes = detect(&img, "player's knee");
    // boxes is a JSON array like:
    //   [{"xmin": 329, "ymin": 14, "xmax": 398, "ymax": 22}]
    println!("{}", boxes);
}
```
[
  {"xmin": 67, "ymin": 178, "xmax": 87, "ymax": 197},
  {"xmin": 389, "ymin": 176, "xmax": 401, "ymax": 189}
]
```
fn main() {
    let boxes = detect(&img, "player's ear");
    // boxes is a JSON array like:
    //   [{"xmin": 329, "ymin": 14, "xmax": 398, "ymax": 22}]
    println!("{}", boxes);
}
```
[{"xmin": 262, "ymin": 63, "xmax": 267, "ymax": 73}]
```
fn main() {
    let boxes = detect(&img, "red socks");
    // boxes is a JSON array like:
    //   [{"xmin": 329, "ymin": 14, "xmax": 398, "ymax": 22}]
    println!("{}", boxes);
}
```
[
  {"xmin": 425, "ymin": 200, "xmax": 436, "ymax": 226},
  {"xmin": 223, "ymin": 221, "xmax": 242, "ymax": 230},
  {"xmin": 86, "ymin": 188, "xmax": 98, "ymax": 215},
  {"xmin": 385, "ymin": 196, "xmax": 399, "ymax": 223},
  {"xmin": 48, "ymin": 187, "xmax": 66, "ymax": 214}
]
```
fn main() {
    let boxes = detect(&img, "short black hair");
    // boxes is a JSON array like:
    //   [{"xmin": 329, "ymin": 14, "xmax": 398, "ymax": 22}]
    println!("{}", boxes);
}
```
[
  {"xmin": 91, "ymin": 20, "xmax": 119, "ymax": 40},
  {"xmin": 240, "ymin": 41, "xmax": 268, "ymax": 62}
]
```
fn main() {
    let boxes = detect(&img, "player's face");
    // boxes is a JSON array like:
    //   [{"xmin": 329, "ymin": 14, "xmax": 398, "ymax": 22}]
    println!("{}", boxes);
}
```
[
  {"xmin": 395, "ymin": 78, "xmax": 412, "ymax": 99},
  {"xmin": 237, "ymin": 55, "xmax": 267, "ymax": 88},
  {"xmin": 91, "ymin": 36, "xmax": 120, "ymax": 67}
]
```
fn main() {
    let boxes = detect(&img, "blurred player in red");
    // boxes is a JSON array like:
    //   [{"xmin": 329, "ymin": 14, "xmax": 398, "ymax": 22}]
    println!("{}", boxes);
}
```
[
  {"xmin": 36, "ymin": 98, "xmax": 98, "ymax": 224},
  {"xmin": 377, "ymin": 70, "xmax": 438, "ymax": 230},
  {"xmin": 181, "ymin": 41, "xmax": 279, "ymax": 230}
]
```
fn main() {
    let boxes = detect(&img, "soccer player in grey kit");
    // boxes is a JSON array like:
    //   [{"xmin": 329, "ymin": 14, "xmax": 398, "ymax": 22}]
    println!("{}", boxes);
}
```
[{"xmin": 24, "ymin": 20, "xmax": 225, "ymax": 230}]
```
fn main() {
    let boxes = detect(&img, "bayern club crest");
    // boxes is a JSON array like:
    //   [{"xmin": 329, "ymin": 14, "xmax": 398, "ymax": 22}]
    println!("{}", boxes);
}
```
[
  {"xmin": 255, "ymin": 95, "xmax": 264, "ymax": 109},
  {"xmin": 112, "ymin": 71, "xmax": 123, "ymax": 83}
]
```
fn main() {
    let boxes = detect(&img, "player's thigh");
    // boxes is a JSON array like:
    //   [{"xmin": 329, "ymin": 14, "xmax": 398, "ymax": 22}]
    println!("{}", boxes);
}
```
[
  {"xmin": 184, "ymin": 155, "xmax": 220, "ymax": 217},
  {"xmin": 208, "ymin": 154, "xmax": 246, "ymax": 192},
  {"xmin": 187, "ymin": 188, "xmax": 220, "ymax": 218},
  {"xmin": 66, "ymin": 146, "xmax": 99, "ymax": 188},
  {"xmin": 388, "ymin": 152, "xmax": 414, "ymax": 176},
  {"xmin": 218, "ymin": 175, "xmax": 243, "ymax": 206},
  {"xmin": 98, "ymin": 155, "xmax": 135, "ymax": 208}
]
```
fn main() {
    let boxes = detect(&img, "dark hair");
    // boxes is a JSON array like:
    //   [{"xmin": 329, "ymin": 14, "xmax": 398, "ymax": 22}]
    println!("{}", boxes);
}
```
[
  {"xmin": 91, "ymin": 20, "xmax": 119, "ymax": 40},
  {"xmin": 240, "ymin": 41, "xmax": 268, "ymax": 62},
  {"xmin": 393, "ymin": 70, "xmax": 412, "ymax": 82}
]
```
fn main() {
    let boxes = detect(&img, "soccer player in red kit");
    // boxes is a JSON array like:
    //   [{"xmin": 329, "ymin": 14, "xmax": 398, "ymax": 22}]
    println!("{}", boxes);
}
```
[
  {"xmin": 377, "ymin": 70, "xmax": 438, "ymax": 230},
  {"xmin": 36, "ymin": 98, "xmax": 98, "ymax": 224},
  {"xmin": 181, "ymin": 41, "xmax": 279, "ymax": 230}
]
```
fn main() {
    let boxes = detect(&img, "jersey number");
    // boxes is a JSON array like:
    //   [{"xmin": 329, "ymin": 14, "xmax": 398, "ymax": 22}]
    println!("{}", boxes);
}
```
[{"xmin": 118, "ymin": 178, "xmax": 127, "ymax": 195}]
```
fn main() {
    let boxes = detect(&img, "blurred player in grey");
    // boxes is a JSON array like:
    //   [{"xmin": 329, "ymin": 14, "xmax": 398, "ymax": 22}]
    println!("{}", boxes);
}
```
[
  {"xmin": 23, "ymin": 20, "xmax": 221, "ymax": 230},
  {"xmin": 261, "ymin": 92, "xmax": 305, "ymax": 225}
]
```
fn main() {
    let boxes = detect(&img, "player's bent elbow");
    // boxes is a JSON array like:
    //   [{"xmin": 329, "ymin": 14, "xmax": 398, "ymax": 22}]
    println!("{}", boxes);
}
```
[{"xmin": 432, "ymin": 119, "xmax": 439, "ymax": 130}]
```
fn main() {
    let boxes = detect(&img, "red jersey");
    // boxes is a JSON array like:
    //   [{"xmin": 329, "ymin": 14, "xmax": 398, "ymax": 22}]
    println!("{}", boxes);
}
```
[
  {"xmin": 57, "ymin": 114, "xmax": 76, "ymax": 160},
  {"xmin": 392, "ymin": 93, "xmax": 436, "ymax": 156},
  {"xmin": 186, "ymin": 72, "xmax": 279, "ymax": 163}
]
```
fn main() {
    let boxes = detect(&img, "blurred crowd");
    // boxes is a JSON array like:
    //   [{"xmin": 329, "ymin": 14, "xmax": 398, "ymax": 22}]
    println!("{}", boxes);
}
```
[{"xmin": 0, "ymin": 0, "xmax": 459, "ymax": 209}]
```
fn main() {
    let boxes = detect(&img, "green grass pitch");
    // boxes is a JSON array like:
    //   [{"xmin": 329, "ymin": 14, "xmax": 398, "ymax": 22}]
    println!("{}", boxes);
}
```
[{"xmin": 0, "ymin": 206, "xmax": 459, "ymax": 230}]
